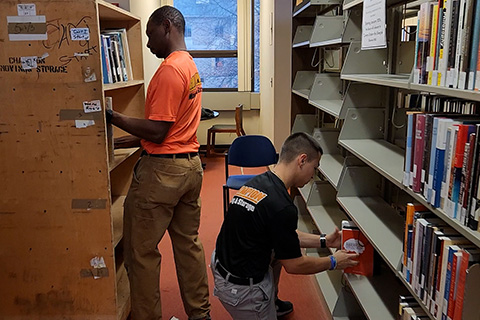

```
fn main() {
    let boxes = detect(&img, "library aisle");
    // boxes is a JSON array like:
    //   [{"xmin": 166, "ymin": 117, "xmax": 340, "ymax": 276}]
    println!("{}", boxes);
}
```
[{"xmin": 157, "ymin": 156, "xmax": 331, "ymax": 320}]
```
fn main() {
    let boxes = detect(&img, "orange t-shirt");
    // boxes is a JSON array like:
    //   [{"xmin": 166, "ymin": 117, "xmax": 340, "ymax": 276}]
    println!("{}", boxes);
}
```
[{"xmin": 141, "ymin": 51, "xmax": 202, "ymax": 154}]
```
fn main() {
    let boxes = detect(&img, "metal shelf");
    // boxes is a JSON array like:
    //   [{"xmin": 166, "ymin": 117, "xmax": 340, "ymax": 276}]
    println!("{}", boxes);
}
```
[{"xmin": 319, "ymin": 154, "xmax": 344, "ymax": 189}]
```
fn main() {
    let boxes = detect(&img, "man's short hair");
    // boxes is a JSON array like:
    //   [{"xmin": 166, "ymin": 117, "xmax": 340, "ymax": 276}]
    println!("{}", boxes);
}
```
[
  {"xmin": 279, "ymin": 132, "xmax": 323, "ymax": 163},
  {"xmin": 150, "ymin": 5, "xmax": 185, "ymax": 35}
]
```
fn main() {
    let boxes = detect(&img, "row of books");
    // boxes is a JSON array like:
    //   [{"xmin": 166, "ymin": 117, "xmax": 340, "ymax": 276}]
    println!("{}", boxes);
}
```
[
  {"xmin": 402, "ymin": 204, "xmax": 480, "ymax": 320},
  {"xmin": 399, "ymin": 295, "xmax": 429, "ymax": 319},
  {"xmin": 403, "ymin": 112, "xmax": 480, "ymax": 231},
  {"xmin": 398, "ymin": 92, "xmax": 478, "ymax": 115},
  {"xmin": 100, "ymin": 29, "xmax": 133, "ymax": 85},
  {"xmin": 413, "ymin": 0, "xmax": 480, "ymax": 90}
]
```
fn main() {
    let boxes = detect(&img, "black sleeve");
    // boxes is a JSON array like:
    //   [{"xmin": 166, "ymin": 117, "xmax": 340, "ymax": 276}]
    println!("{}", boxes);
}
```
[{"xmin": 270, "ymin": 205, "xmax": 302, "ymax": 260}]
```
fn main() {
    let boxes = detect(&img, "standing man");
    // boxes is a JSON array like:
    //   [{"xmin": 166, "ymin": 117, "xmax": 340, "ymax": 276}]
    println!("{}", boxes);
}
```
[
  {"xmin": 107, "ymin": 6, "xmax": 210, "ymax": 320},
  {"xmin": 212, "ymin": 132, "xmax": 359, "ymax": 319}
]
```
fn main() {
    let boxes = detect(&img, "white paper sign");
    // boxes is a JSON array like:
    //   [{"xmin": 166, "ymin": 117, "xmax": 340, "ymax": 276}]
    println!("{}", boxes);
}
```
[
  {"xmin": 17, "ymin": 4, "xmax": 36, "ymax": 16},
  {"xmin": 71, "ymin": 28, "xmax": 90, "ymax": 41},
  {"xmin": 83, "ymin": 100, "xmax": 102, "ymax": 113},
  {"xmin": 75, "ymin": 120, "xmax": 95, "ymax": 128},
  {"xmin": 361, "ymin": 0, "xmax": 387, "ymax": 50},
  {"xmin": 20, "ymin": 56, "xmax": 37, "ymax": 69}
]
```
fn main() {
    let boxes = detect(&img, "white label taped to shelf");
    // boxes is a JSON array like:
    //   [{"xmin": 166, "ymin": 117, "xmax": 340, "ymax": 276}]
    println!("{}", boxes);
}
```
[
  {"xmin": 83, "ymin": 100, "xmax": 101, "ymax": 113},
  {"xmin": 361, "ymin": 0, "xmax": 387, "ymax": 50},
  {"xmin": 7, "ymin": 15, "xmax": 47, "ymax": 41},
  {"xmin": 17, "ymin": 4, "xmax": 36, "ymax": 16},
  {"xmin": 70, "ymin": 28, "xmax": 90, "ymax": 41}
]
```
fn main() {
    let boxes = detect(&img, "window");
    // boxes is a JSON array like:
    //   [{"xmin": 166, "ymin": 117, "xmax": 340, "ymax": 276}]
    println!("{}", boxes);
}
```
[{"xmin": 174, "ymin": 0, "xmax": 260, "ymax": 92}]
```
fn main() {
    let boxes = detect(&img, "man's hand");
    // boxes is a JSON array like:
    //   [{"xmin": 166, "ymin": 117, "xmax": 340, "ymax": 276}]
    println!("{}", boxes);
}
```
[
  {"xmin": 106, "ymin": 109, "xmax": 114, "ymax": 123},
  {"xmin": 326, "ymin": 227, "xmax": 342, "ymax": 249},
  {"xmin": 332, "ymin": 250, "xmax": 359, "ymax": 270}
]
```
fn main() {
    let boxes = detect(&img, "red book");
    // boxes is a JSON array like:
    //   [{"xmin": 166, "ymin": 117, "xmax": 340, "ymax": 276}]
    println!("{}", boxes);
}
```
[
  {"xmin": 413, "ymin": 114, "xmax": 427, "ymax": 193},
  {"xmin": 341, "ymin": 221, "xmax": 374, "ymax": 277}
]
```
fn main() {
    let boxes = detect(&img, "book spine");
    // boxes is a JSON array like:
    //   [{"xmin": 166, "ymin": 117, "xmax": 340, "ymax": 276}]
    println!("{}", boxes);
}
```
[
  {"xmin": 467, "ymin": 0, "xmax": 480, "ymax": 89},
  {"xmin": 438, "ymin": 0, "xmax": 453, "ymax": 86},
  {"xmin": 447, "ymin": 0, "xmax": 461, "ymax": 87},
  {"xmin": 467, "ymin": 125, "xmax": 480, "ymax": 230},
  {"xmin": 428, "ymin": 4, "xmax": 440, "ymax": 85},
  {"xmin": 427, "ymin": 117, "xmax": 440, "ymax": 202},
  {"xmin": 413, "ymin": 114, "xmax": 427, "ymax": 193},
  {"xmin": 405, "ymin": 113, "xmax": 415, "ymax": 186}
]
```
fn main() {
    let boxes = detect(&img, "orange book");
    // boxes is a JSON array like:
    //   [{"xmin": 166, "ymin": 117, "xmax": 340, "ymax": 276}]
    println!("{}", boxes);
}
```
[
  {"xmin": 341, "ymin": 220, "xmax": 374, "ymax": 277},
  {"xmin": 404, "ymin": 204, "xmax": 428, "ymax": 268}
]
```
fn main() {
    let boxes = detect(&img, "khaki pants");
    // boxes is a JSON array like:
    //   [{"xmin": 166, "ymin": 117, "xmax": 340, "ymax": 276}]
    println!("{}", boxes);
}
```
[{"xmin": 124, "ymin": 154, "xmax": 210, "ymax": 320}]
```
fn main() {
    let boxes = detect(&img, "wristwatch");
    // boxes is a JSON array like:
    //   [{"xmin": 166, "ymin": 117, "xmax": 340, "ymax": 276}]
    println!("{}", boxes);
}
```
[{"xmin": 320, "ymin": 233, "xmax": 327, "ymax": 248}]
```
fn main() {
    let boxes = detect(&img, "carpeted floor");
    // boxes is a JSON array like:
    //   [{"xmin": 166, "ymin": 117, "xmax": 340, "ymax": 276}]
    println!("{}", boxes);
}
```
[{"xmin": 157, "ymin": 155, "xmax": 331, "ymax": 320}]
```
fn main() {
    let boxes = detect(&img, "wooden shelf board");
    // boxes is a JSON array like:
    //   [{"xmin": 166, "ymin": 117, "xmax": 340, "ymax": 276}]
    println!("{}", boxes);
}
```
[
  {"xmin": 98, "ymin": 0, "xmax": 140, "ymax": 21},
  {"xmin": 339, "ymin": 139, "xmax": 404, "ymax": 187},
  {"xmin": 112, "ymin": 195, "xmax": 126, "ymax": 247},
  {"xmin": 309, "ymin": 99, "xmax": 343, "ymax": 118},
  {"xmin": 341, "ymin": 74, "xmax": 411, "ymax": 90},
  {"xmin": 109, "ymin": 147, "xmax": 140, "ymax": 172},
  {"xmin": 292, "ymin": 88, "xmax": 311, "ymax": 100},
  {"xmin": 104, "ymin": 79, "xmax": 145, "ymax": 92},
  {"xmin": 337, "ymin": 196, "xmax": 404, "ymax": 270},
  {"xmin": 344, "ymin": 271, "xmax": 404, "ymax": 320},
  {"xmin": 319, "ymin": 154, "xmax": 344, "ymax": 189},
  {"xmin": 116, "ymin": 263, "xmax": 131, "ymax": 320}
]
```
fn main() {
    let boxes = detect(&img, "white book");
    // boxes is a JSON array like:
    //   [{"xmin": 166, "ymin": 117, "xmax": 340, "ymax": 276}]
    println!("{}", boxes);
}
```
[{"xmin": 452, "ymin": 0, "xmax": 467, "ymax": 88}]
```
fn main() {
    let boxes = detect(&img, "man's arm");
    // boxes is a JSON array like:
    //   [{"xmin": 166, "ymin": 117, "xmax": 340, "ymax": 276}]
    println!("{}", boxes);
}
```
[
  {"xmin": 280, "ymin": 250, "xmax": 359, "ymax": 275},
  {"xmin": 110, "ymin": 111, "xmax": 172, "ymax": 145}
]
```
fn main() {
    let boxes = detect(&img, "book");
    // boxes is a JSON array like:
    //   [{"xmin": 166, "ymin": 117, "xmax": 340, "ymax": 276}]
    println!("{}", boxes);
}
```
[
  {"xmin": 458, "ymin": 133, "xmax": 476, "ymax": 223},
  {"xmin": 438, "ymin": 0, "xmax": 454, "ymax": 86},
  {"xmin": 341, "ymin": 220, "xmax": 374, "ymax": 277},
  {"xmin": 433, "ymin": 118, "xmax": 454, "ymax": 207},
  {"xmin": 454, "ymin": 0, "xmax": 475, "ymax": 89},
  {"xmin": 404, "ymin": 112, "xmax": 417, "ymax": 187},
  {"xmin": 441, "ymin": 125, "xmax": 459, "ymax": 211},
  {"xmin": 413, "ymin": 114, "xmax": 427, "ymax": 193},
  {"xmin": 446, "ymin": 0, "xmax": 461, "ymax": 87},
  {"xmin": 467, "ymin": 124, "xmax": 480, "ymax": 230},
  {"xmin": 452, "ymin": 248, "xmax": 480, "ymax": 320},
  {"xmin": 467, "ymin": 0, "xmax": 480, "ymax": 90},
  {"xmin": 448, "ymin": 124, "xmax": 475, "ymax": 219},
  {"xmin": 422, "ymin": 114, "xmax": 435, "ymax": 198},
  {"xmin": 426, "ymin": 116, "xmax": 440, "ymax": 202},
  {"xmin": 415, "ymin": 2, "xmax": 435, "ymax": 84},
  {"xmin": 428, "ymin": 3, "xmax": 440, "ymax": 85},
  {"xmin": 404, "ymin": 203, "xmax": 428, "ymax": 281}
]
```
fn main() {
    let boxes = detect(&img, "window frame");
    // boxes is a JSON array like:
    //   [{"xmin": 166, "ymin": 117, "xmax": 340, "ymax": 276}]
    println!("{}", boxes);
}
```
[{"xmin": 165, "ymin": 0, "xmax": 256, "ymax": 92}]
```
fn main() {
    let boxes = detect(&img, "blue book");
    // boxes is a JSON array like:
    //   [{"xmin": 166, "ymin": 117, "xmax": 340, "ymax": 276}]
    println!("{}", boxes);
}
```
[
  {"xmin": 404, "ymin": 113, "xmax": 416, "ymax": 186},
  {"xmin": 433, "ymin": 118, "xmax": 454, "ymax": 207},
  {"xmin": 100, "ymin": 38, "xmax": 109, "ymax": 84}
]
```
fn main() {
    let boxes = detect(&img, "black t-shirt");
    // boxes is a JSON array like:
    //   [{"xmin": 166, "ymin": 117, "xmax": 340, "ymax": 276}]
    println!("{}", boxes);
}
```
[{"xmin": 215, "ymin": 171, "xmax": 302, "ymax": 278}]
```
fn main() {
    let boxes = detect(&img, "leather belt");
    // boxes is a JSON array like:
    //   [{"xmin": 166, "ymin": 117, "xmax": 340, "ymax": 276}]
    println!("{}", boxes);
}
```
[
  {"xmin": 141, "ymin": 150, "xmax": 198, "ymax": 159},
  {"xmin": 216, "ymin": 261, "xmax": 263, "ymax": 286}
]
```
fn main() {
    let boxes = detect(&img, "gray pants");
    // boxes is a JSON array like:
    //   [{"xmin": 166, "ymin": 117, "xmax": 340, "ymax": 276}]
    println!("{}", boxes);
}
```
[{"xmin": 210, "ymin": 252, "xmax": 280, "ymax": 320}]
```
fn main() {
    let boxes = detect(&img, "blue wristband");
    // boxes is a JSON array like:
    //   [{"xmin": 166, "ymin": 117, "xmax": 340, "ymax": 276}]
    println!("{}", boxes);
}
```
[{"xmin": 329, "ymin": 255, "xmax": 337, "ymax": 270}]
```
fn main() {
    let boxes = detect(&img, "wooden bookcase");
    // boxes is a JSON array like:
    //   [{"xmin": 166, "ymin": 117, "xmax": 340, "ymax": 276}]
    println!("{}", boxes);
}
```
[
  {"xmin": 0, "ymin": 0, "xmax": 144, "ymax": 318},
  {"xmin": 291, "ymin": 0, "xmax": 480, "ymax": 319}
]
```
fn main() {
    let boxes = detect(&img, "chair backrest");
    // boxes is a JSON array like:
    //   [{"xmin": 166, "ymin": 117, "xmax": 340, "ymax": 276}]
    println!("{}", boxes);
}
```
[
  {"xmin": 234, "ymin": 104, "xmax": 246, "ymax": 136},
  {"xmin": 227, "ymin": 135, "xmax": 278, "ymax": 168}
]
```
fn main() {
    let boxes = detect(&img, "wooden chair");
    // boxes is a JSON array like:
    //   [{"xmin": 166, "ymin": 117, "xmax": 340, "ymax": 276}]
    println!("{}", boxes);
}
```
[{"xmin": 206, "ymin": 104, "xmax": 246, "ymax": 156}]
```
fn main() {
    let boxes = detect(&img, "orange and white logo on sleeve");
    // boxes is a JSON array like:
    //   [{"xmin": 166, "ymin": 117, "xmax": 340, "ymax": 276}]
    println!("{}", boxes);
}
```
[{"xmin": 189, "ymin": 72, "xmax": 202, "ymax": 99}]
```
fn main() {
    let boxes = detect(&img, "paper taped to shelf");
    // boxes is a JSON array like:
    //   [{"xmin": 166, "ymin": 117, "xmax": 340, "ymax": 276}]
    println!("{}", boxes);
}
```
[
  {"xmin": 75, "ymin": 120, "xmax": 95, "ymax": 128},
  {"xmin": 83, "ymin": 100, "xmax": 102, "ymax": 113},
  {"xmin": 70, "ymin": 28, "xmax": 90, "ymax": 41},
  {"xmin": 17, "ymin": 4, "xmax": 36, "ymax": 16},
  {"xmin": 7, "ymin": 15, "xmax": 47, "ymax": 41},
  {"xmin": 361, "ymin": 0, "xmax": 386, "ymax": 50}
]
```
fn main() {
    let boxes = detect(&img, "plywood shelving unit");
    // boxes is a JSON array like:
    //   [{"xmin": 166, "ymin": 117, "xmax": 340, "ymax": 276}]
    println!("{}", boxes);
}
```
[{"xmin": 0, "ymin": 1, "xmax": 145, "ymax": 318}]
